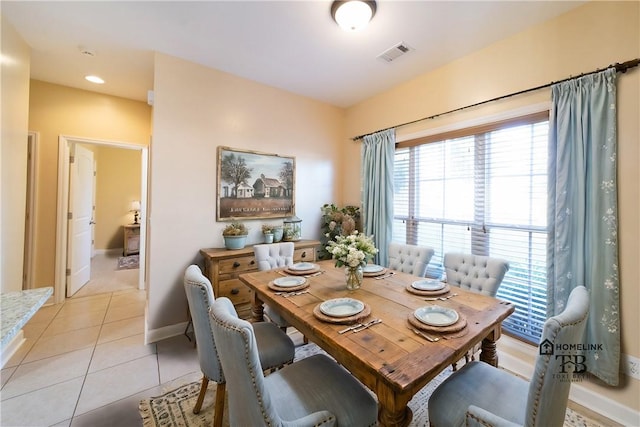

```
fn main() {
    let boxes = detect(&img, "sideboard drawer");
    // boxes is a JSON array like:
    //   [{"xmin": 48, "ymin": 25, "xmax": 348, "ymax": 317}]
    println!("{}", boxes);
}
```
[
  {"xmin": 219, "ymin": 255, "xmax": 257, "ymax": 274},
  {"xmin": 294, "ymin": 247, "xmax": 316, "ymax": 262},
  {"xmin": 218, "ymin": 278, "xmax": 253, "ymax": 305}
]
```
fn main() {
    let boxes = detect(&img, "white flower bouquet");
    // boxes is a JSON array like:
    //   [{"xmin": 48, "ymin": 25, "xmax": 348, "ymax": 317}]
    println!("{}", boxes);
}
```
[{"xmin": 326, "ymin": 231, "xmax": 378, "ymax": 268}]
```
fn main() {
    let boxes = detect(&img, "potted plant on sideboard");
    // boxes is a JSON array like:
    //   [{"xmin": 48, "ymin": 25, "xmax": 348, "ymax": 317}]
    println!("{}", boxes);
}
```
[
  {"xmin": 222, "ymin": 222, "xmax": 249, "ymax": 250},
  {"xmin": 261, "ymin": 224, "xmax": 274, "ymax": 244}
]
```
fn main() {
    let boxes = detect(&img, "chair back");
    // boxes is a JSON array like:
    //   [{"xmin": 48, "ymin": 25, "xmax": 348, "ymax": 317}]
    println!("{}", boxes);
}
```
[
  {"xmin": 388, "ymin": 242, "xmax": 434, "ymax": 277},
  {"xmin": 254, "ymin": 242, "xmax": 295, "ymax": 271},
  {"xmin": 183, "ymin": 265, "xmax": 224, "ymax": 384},
  {"xmin": 210, "ymin": 297, "xmax": 280, "ymax": 426},
  {"xmin": 525, "ymin": 285, "xmax": 589, "ymax": 427},
  {"xmin": 443, "ymin": 252, "xmax": 509, "ymax": 297}
]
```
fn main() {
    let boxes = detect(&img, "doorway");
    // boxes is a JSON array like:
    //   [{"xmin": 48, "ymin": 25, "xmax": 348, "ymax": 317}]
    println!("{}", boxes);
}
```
[{"xmin": 54, "ymin": 135, "xmax": 148, "ymax": 304}]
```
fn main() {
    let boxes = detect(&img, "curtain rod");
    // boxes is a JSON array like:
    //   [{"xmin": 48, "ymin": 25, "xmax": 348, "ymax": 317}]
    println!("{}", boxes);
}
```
[{"xmin": 352, "ymin": 58, "xmax": 640, "ymax": 141}]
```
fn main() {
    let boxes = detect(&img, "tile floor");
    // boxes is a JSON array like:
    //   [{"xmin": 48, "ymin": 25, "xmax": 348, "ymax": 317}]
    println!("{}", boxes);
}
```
[{"xmin": 0, "ymin": 253, "xmax": 206, "ymax": 427}]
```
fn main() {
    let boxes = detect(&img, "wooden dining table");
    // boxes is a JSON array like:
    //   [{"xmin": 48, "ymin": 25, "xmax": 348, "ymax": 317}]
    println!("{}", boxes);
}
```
[{"xmin": 239, "ymin": 259, "xmax": 515, "ymax": 427}]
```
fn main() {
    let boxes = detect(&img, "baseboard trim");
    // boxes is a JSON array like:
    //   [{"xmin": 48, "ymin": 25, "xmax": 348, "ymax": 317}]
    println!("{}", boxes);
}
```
[
  {"xmin": 145, "ymin": 321, "xmax": 189, "ymax": 345},
  {"xmin": 498, "ymin": 337, "xmax": 640, "ymax": 426}
]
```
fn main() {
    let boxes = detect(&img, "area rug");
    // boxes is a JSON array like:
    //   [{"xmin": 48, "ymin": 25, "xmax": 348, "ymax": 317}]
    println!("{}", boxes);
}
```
[
  {"xmin": 139, "ymin": 343, "xmax": 604, "ymax": 427},
  {"xmin": 117, "ymin": 255, "xmax": 139, "ymax": 270}
]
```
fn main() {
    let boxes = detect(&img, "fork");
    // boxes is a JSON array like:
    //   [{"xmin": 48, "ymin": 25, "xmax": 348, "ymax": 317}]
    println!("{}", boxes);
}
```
[
  {"xmin": 424, "ymin": 293, "xmax": 458, "ymax": 301},
  {"xmin": 374, "ymin": 271, "xmax": 396, "ymax": 280},
  {"xmin": 304, "ymin": 271, "xmax": 324, "ymax": 278},
  {"xmin": 410, "ymin": 327, "xmax": 440, "ymax": 342},
  {"xmin": 352, "ymin": 319, "xmax": 382, "ymax": 333},
  {"xmin": 280, "ymin": 290, "xmax": 309, "ymax": 298}
]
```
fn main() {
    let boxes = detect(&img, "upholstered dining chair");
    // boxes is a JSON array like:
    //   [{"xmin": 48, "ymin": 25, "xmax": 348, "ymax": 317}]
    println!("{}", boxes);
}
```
[
  {"xmin": 444, "ymin": 252, "xmax": 510, "ymax": 366},
  {"xmin": 183, "ymin": 265, "xmax": 295, "ymax": 427},
  {"xmin": 388, "ymin": 242, "xmax": 435, "ymax": 277},
  {"xmin": 209, "ymin": 296, "xmax": 379, "ymax": 427},
  {"xmin": 443, "ymin": 252, "xmax": 509, "ymax": 297},
  {"xmin": 428, "ymin": 285, "xmax": 589, "ymax": 427},
  {"xmin": 253, "ymin": 242, "xmax": 295, "ymax": 331}
]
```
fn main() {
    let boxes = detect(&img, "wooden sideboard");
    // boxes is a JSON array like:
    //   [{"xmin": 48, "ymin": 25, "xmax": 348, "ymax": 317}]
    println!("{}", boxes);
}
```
[{"xmin": 199, "ymin": 240, "xmax": 320, "ymax": 319}]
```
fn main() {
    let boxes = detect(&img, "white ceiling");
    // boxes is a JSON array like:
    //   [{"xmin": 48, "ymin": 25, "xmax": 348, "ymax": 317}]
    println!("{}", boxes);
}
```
[{"xmin": 2, "ymin": 1, "xmax": 585, "ymax": 108}]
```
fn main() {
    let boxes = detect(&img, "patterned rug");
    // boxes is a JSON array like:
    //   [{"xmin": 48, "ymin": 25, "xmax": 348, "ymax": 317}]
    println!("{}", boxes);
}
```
[
  {"xmin": 139, "ymin": 343, "xmax": 604, "ymax": 427},
  {"xmin": 117, "ymin": 255, "xmax": 139, "ymax": 270}
]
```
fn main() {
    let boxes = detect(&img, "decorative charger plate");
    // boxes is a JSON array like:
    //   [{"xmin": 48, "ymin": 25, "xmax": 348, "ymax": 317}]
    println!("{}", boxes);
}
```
[
  {"xmin": 284, "ymin": 263, "xmax": 321, "ymax": 275},
  {"xmin": 319, "ymin": 298, "xmax": 365, "ymax": 318},
  {"xmin": 414, "ymin": 305, "xmax": 459, "ymax": 327},
  {"xmin": 405, "ymin": 283, "xmax": 450, "ymax": 296},
  {"xmin": 273, "ymin": 276, "xmax": 307, "ymax": 288},
  {"xmin": 313, "ymin": 302, "xmax": 371, "ymax": 324},
  {"xmin": 408, "ymin": 312, "xmax": 467, "ymax": 334},
  {"xmin": 363, "ymin": 264, "xmax": 387, "ymax": 277},
  {"xmin": 411, "ymin": 279, "xmax": 445, "ymax": 291},
  {"xmin": 267, "ymin": 279, "xmax": 310, "ymax": 292},
  {"xmin": 289, "ymin": 262, "xmax": 316, "ymax": 271},
  {"xmin": 363, "ymin": 264, "xmax": 384, "ymax": 273}
]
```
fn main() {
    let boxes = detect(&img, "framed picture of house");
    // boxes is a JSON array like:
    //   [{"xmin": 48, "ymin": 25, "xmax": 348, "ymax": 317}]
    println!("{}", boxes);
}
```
[{"xmin": 217, "ymin": 146, "xmax": 295, "ymax": 220}]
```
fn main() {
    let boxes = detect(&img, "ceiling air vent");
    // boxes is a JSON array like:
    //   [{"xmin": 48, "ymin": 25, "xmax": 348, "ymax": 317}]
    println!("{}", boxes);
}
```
[{"xmin": 377, "ymin": 42, "xmax": 414, "ymax": 63}]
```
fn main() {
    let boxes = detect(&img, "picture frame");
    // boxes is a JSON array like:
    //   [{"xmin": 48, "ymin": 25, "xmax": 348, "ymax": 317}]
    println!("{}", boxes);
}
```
[{"xmin": 217, "ymin": 146, "xmax": 295, "ymax": 220}]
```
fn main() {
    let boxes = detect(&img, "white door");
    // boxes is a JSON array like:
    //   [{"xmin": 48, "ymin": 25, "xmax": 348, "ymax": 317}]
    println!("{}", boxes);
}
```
[{"xmin": 67, "ymin": 144, "xmax": 94, "ymax": 296}]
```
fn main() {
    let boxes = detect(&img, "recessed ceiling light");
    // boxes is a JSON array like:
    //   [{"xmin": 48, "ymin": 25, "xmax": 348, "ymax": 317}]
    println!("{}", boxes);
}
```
[{"xmin": 85, "ymin": 75, "xmax": 105, "ymax": 84}]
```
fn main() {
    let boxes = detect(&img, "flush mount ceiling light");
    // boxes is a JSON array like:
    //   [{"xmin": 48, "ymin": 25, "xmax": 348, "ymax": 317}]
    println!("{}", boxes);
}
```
[
  {"xmin": 85, "ymin": 75, "xmax": 104, "ymax": 84},
  {"xmin": 331, "ymin": 0, "xmax": 377, "ymax": 32}
]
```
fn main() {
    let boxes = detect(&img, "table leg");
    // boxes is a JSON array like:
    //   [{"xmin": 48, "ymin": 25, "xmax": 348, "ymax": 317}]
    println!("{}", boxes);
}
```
[
  {"xmin": 377, "ymin": 387, "xmax": 413, "ymax": 427},
  {"xmin": 251, "ymin": 293, "xmax": 264, "ymax": 322},
  {"xmin": 480, "ymin": 326, "xmax": 501, "ymax": 367}
]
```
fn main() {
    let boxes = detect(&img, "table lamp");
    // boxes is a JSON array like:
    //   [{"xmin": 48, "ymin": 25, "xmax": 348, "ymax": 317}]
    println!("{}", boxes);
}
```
[{"xmin": 130, "ymin": 200, "xmax": 141, "ymax": 225}]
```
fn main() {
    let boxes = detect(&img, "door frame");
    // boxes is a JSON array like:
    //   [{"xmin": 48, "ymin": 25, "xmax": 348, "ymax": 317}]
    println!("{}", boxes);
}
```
[
  {"xmin": 22, "ymin": 132, "xmax": 39, "ymax": 290},
  {"xmin": 54, "ymin": 135, "xmax": 148, "ymax": 304}
]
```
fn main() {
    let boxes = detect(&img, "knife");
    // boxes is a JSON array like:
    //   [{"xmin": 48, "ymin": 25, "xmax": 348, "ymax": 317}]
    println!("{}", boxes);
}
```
[{"xmin": 410, "ymin": 327, "xmax": 440, "ymax": 342}]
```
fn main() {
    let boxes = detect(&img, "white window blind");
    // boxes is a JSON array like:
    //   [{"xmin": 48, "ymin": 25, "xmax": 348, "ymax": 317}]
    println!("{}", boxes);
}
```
[{"xmin": 393, "ymin": 114, "xmax": 549, "ymax": 343}]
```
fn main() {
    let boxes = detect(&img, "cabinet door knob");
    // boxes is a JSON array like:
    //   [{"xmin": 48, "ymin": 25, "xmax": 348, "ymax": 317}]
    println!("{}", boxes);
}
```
[
  {"xmin": 231, "ymin": 288, "xmax": 240, "ymax": 295},
  {"xmin": 250, "ymin": 260, "xmax": 255, "ymax": 265},
  {"xmin": 233, "ymin": 261, "xmax": 240, "ymax": 268},
  {"xmin": 301, "ymin": 251, "xmax": 307, "ymax": 258}
]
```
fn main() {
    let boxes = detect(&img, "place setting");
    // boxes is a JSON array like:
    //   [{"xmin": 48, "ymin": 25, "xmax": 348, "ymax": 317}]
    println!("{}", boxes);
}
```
[
  {"xmin": 283, "ymin": 262, "xmax": 323, "ymax": 276},
  {"xmin": 362, "ymin": 264, "xmax": 388, "ymax": 277},
  {"xmin": 405, "ymin": 278, "xmax": 451, "ymax": 296},
  {"xmin": 267, "ymin": 275, "xmax": 310, "ymax": 295},
  {"xmin": 312, "ymin": 297, "xmax": 373, "ymax": 325},
  {"xmin": 407, "ymin": 304, "xmax": 468, "ymax": 341}
]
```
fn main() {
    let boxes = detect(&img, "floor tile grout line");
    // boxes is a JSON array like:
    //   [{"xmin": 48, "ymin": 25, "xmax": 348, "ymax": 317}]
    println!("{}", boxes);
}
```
[{"xmin": 69, "ymin": 290, "xmax": 113, "ymax": 423}]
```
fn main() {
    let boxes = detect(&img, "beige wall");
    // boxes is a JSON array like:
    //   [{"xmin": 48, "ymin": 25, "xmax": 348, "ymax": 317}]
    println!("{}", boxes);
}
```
[
  {"xmin": 28, "ymin": 80, "xmax": 151, "ymax": 289},
  {"xmin": 93, "ymin": 145, "xmax": 142, "ymax": 250},
  {"xmin": 148, "ymin": 53, "xmax": 345, "ymax": 332},
  {"xmin": 1, "ymin": 16, "xmax": 31, "ymax": 293},
  {"xmin": 344, "ymin": 0, "xmax": 639, "ymax": 418}
]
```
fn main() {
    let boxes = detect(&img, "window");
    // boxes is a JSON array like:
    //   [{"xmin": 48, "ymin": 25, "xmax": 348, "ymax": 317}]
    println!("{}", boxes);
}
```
[{"xmin": 393, "ymin": 112, "xmax": 549, "ymax": 343}]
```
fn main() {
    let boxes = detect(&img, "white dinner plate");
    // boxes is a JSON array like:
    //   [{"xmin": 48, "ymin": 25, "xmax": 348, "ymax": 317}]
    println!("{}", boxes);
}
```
[
  {"xmin": 289, "ymin": 262, "xmax": 317, "ymax": 271},
  {"xmin": 414, "ymin": 306, "xmax": 459, "ymax": 326},
  {"xmin": 319, "ymin": 298, "xmax": 365, "ymax": 318},
  {"xmin": 411, "ymin": 279, "xmax": 445, "ymax": 291},
  {"xmin": 273, "ymin": 276, "xmax": 307, "ymax": 288},
  {"xmin": 363, "ymin": 264, "xmax": 385, "ymax": 273}
]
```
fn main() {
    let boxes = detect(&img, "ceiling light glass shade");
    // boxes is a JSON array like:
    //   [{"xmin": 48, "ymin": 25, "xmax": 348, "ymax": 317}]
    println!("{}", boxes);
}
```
[
  {"xmin": 331, "ymin": 1, "xmax": 376, "ymax": 32},
  {"xmin": 85, "ymin": 75, "xmax": 104, "ymax": 84}
]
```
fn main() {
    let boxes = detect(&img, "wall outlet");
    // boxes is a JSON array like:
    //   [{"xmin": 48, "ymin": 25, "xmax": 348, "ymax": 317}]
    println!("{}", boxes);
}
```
[{"xmin": 624, "ymin": 354, "xmax": 640, "ymax": 380}]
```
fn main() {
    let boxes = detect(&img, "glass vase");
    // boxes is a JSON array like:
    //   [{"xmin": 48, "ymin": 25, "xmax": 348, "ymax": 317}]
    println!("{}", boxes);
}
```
[{"xmin": 345, "ymin": 266, "xmax": 364, "ymax": 291}]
